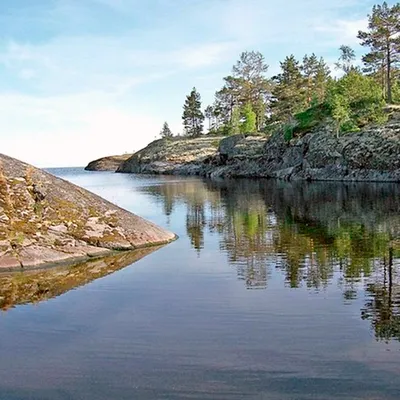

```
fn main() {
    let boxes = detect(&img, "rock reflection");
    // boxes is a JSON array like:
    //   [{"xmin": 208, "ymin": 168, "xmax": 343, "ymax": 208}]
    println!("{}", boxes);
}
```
[
  {"xmin": 144, "ymin": 179, "xmax": 400, "ymax": 341},
  {"xmin": 0, "ymin": 248, "xmax": 159, "ymax": 311}
]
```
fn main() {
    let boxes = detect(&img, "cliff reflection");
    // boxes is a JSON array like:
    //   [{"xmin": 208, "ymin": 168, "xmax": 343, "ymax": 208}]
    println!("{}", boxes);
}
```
[{"xmin": 144, "ymin": 179, "xmax": 400, "ymax": 341}]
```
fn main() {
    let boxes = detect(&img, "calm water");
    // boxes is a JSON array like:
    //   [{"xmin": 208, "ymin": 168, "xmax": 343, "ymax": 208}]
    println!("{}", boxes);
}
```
[{"xmin": 0, "ymin": 168, "xmax": 399, "ymax": 400}]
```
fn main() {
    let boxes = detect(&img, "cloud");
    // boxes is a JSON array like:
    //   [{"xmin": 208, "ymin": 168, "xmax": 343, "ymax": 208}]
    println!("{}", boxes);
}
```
[
  {"xmin": 313, "ymin": 18, "xmax": 368, "ymax": 47},
  {"xmin": 0, "ymin": 35, "xmax": 235, "ymax": 97}
]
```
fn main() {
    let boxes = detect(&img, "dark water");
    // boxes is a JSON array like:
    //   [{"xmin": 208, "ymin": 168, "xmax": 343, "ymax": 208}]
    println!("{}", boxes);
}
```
[{"xmin": 0, "ymin": 168, "xmax": 399, "ymax": 400}]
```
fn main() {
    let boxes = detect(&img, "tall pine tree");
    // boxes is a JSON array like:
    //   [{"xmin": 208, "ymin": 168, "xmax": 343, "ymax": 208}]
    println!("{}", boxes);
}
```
[
  {"xmin": 358, "ymin": 2, "xmax": 400, "ymax": 103},
  {"xmin": 182, "ymin": 87, "xmax": 204, "ymax": 137}
]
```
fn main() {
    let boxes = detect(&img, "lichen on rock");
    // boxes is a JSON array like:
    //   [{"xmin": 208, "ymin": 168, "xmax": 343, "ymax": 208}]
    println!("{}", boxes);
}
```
[{"xmin": 0, "ymin": 154, "xmax": 176, "ymax": 270}]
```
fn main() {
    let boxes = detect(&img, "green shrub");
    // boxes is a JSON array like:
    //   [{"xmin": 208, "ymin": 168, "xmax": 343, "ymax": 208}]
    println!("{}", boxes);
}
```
[{"xmin": 283, "ymin": 125, "xmax": 294, "ymax": 142}]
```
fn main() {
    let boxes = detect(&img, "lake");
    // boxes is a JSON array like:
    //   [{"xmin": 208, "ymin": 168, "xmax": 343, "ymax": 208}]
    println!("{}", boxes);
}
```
[{"xmin": 0, "ymin": 168, "xmax": 399, "ymax": 400}]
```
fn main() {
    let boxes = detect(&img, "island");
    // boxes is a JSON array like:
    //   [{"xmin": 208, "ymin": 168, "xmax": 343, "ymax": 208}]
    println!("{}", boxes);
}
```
[{"xmin": 84, "ymin": 153, "xmax": 133, "ymax": 172}]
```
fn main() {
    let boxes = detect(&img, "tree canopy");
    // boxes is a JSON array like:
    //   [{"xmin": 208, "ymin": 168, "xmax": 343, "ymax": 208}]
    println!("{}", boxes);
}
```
[{"xmin": 180, "ymin": 3, "xmax": 399, "ymax": 139}]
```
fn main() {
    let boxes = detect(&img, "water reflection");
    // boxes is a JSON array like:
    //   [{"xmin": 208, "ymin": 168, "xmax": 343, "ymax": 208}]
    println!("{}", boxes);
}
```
[
  {"xmin": 0, "ymin": 248, "xmax": 159, "ymax": 311},
  {"xmin": 145, "ymin": 179, "xmax": 400, "ymax": 341}
]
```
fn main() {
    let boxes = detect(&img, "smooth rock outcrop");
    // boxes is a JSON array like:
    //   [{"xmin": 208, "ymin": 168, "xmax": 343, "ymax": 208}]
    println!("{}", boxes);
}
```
[
  {"xmin": 85, "ymin": 154, "xmax": 132, "ymax": 171},
  {"xmin": 0, "ymin": 154, "xmax": 175, "ymax": 270},
  {"xmin": 117, "ymin": 136, "xmax": 223, "ymax": 175}
]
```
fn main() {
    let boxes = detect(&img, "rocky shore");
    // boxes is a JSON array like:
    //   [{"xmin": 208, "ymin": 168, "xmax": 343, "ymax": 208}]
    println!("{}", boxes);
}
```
[
  {"xmin": 85, "ymin": 153, "xmax": 132, "ymax": 171},
  {"xmin": 116, "ymin": 121, "xmax": 400, "ymax": 182},
  {"xmin": 0, "ymin": 154, "xmax": 175, "ymax": 270}
]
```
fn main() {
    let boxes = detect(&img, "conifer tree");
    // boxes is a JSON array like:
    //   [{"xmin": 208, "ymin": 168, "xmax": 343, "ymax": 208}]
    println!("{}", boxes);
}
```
[
  {"xmin": 230, "ymin": 106, "xmax": 241, "ymax": 135},
  {"xmin": 182, "ymin": 87, "xmax": 204, "ymax": 137},
  {"xmin": 272, "ymin": 55, "xmax": 306, "ymax": 121},
  {"xmin": 204, "ymin": 105, "xmax": 214, "ymax": 131},
  {"xmin": 215, "ymin": 51, "xmax": 270, "ymax": 131},
  {"xmin": 335, "ymin": 45, "xmax": 357, "ymax": 74},
  {"xmin": 358, "ymin": 2, "xmax": 400, "ymax": 103},
  {"xmin": 160, "ymin": 121, "xmax": 173, "ymax": 138},
  {"xmin": 302, "ymin": 53, "xmax": 319, "ymax": 105},
  {"xmin": 314, "ymin": 57, "xmax": 331, "ymax": 102}
]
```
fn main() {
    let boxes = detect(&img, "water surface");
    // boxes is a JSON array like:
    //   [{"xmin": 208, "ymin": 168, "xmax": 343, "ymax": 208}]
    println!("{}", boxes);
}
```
[{"xmin": 0, "ymin": 168, "xmax": 399, "ymax": 399}]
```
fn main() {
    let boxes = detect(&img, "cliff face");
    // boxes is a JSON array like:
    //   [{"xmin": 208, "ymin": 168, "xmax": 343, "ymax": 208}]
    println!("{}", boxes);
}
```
[
  {"xmin": 213, "ymin": 121, "xmax": 400, "ymax": 181},
  {"xmin": 0, "ymin": 154, "xmax": 175, "ymax": 270},
  {"xmin": 117, "ymin": 122, "xmax": 400, "ymax": 182},
  {"xmin": 85, "ymin": 154, "xmax": 132, "ymax": 171}
]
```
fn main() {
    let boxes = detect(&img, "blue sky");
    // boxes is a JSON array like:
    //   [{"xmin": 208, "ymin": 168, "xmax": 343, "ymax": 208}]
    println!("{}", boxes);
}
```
[{"xmin": 0, "ymin": 0, "xmax": 390, "ymax": 167}]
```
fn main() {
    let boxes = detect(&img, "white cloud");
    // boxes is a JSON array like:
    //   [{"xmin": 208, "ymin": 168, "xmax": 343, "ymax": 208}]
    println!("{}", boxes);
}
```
[
  {"xmin": 314, "ymin": 18, "xmax": 368, "ymax": 46},
  {"xmin": 0, "ymin": 35, "xmax": 234, "ymax": 96}
]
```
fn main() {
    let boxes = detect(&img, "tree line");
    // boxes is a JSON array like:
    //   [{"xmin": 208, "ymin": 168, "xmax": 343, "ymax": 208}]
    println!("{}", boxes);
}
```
[{"xmin": 159, "ymin": 2, "xmax": 400, "ymax": 139}]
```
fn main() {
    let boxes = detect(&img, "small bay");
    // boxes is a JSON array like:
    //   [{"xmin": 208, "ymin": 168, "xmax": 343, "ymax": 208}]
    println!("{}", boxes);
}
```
[{"xmin": 0, "ymin": 168, "xmax": 399, "ymax": 400}]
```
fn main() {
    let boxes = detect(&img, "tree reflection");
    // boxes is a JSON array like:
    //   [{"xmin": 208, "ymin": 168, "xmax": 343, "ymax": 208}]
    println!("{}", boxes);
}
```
[
  {"xmin": 361, "ymin": 247, "xmax": 400, "ymax": 342},
  {"xmin": 186, "ymin": 204, "xmax": 206, "ymax": 252},
  {"xmin": 144, "ymin": 178, "xmax": 400, "ymax": 341}
]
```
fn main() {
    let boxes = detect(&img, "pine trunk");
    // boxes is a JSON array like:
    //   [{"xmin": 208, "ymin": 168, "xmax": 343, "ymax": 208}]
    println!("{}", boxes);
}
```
[{"xmin": 386, "ymin": 44, "xmax": 392, "ymax": 104}]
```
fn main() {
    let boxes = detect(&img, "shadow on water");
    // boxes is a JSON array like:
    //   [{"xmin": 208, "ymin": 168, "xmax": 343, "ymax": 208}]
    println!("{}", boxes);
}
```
[
  {"xmin": 0, "ymin": 247, "xmax": 160, "ymax": 311},
  {"xmin": 144, "ymin": 179, "xmax": 400, "ymax": 342}
]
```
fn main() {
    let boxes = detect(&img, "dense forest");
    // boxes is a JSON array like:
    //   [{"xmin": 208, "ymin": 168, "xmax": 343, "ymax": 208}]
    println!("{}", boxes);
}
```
[{"xmin": 160, "ymin": 2, "xmax": 400, "ymax": 140}]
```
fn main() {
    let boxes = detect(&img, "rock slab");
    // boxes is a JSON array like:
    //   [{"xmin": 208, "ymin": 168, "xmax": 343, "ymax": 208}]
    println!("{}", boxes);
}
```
[
  {"xmin": 0, "ymin": 154, "xmax": 176, "ymax": 270},
  {"xmin": 85, "ymin": 154, "xmax": 132, "ymax": 171}
]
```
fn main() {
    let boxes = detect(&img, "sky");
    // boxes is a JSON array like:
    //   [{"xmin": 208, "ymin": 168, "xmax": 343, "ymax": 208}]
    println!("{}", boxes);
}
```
[{"xmin": 0, "ymin": 0, "xmax": 392, "ymax": 167}]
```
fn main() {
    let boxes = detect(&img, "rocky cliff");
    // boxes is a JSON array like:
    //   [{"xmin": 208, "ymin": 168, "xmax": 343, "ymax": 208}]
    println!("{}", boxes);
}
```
[
  {"xmin": 85, "ymin": 154, "xmax": 132, "ymax": 171},
  {"xmin": 0, "ymin": 154, "xmax": 175, "ymax": 270},
  {"xmin": 117, "ymin": 121, "xmax": 400, "ymax": 182}
]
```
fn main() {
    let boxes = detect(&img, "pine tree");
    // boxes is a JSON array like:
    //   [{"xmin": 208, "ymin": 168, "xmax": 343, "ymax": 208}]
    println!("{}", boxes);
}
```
[
  {"xmin": 302, "ymin": 54, "xmax": 331, "ymax": 106},
  {"xmin": 335, "ymin": 45, "xmax": 357, "ymax": 74},
  {"xmin": 358, "ymin": 2, "xmax": 400, "ymax": 103},
  {"xmin": 314, "ymin": 57, "xmax": 331, "ymax": 102},
  {"xmin": 214, "ymin": 76, "xmax": 241, "ymax": 126},
  {"xmin": 230, "ymin": 106, "xmax": 241, "ymax": 135},
  {"xmin": 362, "ymin": 51, "xmax": 386, "ymax": 97},
  {"xmin": 302, "ymin": 53, "xmax": 319, "ymax": 105},
  {"xmin": 204, "ymin": 105, "xmax": 214, "ymax": 131},
  {"xmin": 232, "ymin": 51, "xmax": 270, "ymax": 130},
  {"xmin": 160, "ymin": 121, "xmax": 173, "ymax": 138},
  {"xmin": 215, "ymin": 51, "xmax": 270, "ymax": 132},
  {"xmin": 182, "ymin": 87, "xmax": 204, "ymax": 137},
  {"xmin": 272, "ymin": 55, "xmax": 306, "ymax": 122}
]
